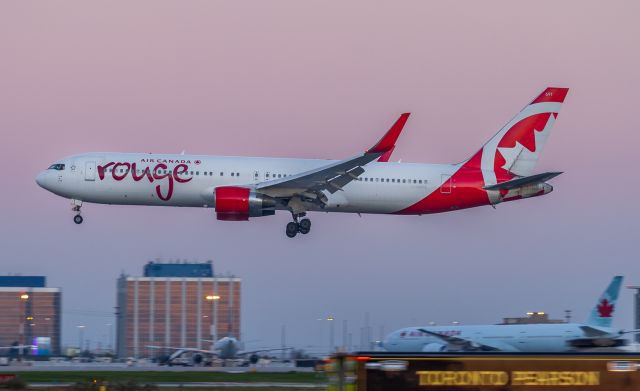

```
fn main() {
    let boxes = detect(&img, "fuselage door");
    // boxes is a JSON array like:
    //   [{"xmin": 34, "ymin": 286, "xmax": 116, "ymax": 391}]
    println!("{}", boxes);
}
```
[
  {"xmin": 85, "ymin": 161, "xmax": 96, "ymax": 181},
  {"xmin": 254, "ymin": 170, "xmax": 260, "ymax": 182},
  {"xmin": 440, "ymin": 174, "xmax": 451, "ymax": 194}
]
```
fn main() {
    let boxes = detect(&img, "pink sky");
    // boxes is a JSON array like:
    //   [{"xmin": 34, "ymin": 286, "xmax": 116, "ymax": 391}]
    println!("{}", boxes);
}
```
[{"xmin": 1, "ymin": 1, "xmax": 639, "ymax": 350}]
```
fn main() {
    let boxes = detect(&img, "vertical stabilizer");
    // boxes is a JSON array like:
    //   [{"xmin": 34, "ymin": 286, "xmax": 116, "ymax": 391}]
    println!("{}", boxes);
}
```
[
  {"xmin": 464, "ymin": 88, "xmax": 569, "ymax": 186},
  {"xmin": 586, "ymin": 276, "xmax": 623, "ymax": 328}
]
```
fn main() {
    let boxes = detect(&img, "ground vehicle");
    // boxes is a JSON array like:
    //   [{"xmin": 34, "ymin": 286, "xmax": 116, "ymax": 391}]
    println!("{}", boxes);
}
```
[{"xmin": 326, "ymin": 352, "xmax": 640, "ymax": 390}]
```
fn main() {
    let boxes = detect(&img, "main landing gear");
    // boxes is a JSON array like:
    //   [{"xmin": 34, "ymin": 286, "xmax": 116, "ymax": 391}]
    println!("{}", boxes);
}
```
[
  {"xmin": 285, "ymin": 213, "xmax": 311, "ymax": 238},
  {"xmin": 71, "ymin": 200, "xmax": 83, "ymax": 224}
]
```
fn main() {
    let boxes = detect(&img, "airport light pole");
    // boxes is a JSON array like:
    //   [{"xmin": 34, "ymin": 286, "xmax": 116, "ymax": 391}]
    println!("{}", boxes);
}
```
[
  {"xmin": 44, "ymin": 318, "xmax": 51, "ymax": 339},
  {"xmin": 342, "ymin": 320, "xmax": 348, "ymax": 352},
  {"xmin": 77, "ymin": 325, "xmax": 85, "ymax": 352},
  {"xmin": 281, "ymin": 324, "xmax": 286, "ymax": 360},
  {"xmin": 317, "ymin": 316, "xmax": 336, "ymax": 355},
  {"xmin": 206, "ymin": 294, "xmax": 221, "ymax": 343},
  {"xmin": 628, "ymin": 286, "xmax": 640, "ymax": 343},
  {"xmin": 327, "ymin": 316, "xmax": 335, "ymax": 355},
  {"xmin": 19, "ymin": 293, "xmax": 29, "ymax": 347},
  {"xmin": 106, "ymin": 323, "xmax": 113, "ymax": 353}
]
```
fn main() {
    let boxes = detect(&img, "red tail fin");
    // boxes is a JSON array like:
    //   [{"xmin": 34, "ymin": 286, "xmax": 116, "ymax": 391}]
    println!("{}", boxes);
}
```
[{"xmin": 465, "ymin": 87, "xmax": 568, "ymax": 179}]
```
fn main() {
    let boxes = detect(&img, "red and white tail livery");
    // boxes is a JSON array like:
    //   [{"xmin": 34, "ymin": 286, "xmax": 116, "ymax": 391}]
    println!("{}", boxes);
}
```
[{"xmin": 36, "ymin": 88, "xmax": 568, "ymax": 237}]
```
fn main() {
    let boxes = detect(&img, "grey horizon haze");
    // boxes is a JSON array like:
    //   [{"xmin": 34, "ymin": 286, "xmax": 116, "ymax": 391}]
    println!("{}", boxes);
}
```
[{"xmin": 1, "ymin": 1, "xmax": 639, "ymax": 352}]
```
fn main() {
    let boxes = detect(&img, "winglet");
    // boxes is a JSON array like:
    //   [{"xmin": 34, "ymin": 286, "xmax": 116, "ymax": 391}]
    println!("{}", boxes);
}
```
[
  {"xmin": 367, "ymin": 113, "xmax": 410, "ymax": 154},
  {"xmin": 377, "ymin": 146, "xmax": 396, "ymax": 162},
  {"xmin": 483, "ymin": 171, "xmax": 563, "ymax": 191}
]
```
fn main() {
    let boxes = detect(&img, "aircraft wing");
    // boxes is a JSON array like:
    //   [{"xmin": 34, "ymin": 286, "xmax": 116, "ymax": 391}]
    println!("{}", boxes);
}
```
[
  {"xmin": 146, "ymin": 345, "xmax": 216, "ymax": 360},
  {"xmin": 417, "ymin": 329, "xmax": 502, "ymax": 352},
  {"xmin": 0, "ymin": 345, "xmax": 35, "ymax": 349},
  {"xmin": 146, "ymin": 345, "xmax": 213, "ymax": 353},
  {"xmin": 483, "ymin": 171, "xmax": 562, "ymax": 191},
  {"xmin": 256, "ymin": 113, "xmax": 410, "ymax": 199},
  {"xmin": 237, "ymin": 347, "xmax": 294, "ymax": 357}
]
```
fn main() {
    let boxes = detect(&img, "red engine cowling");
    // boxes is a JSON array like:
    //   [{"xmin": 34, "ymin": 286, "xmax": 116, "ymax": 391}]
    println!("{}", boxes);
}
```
[{"xmin": 214, "ymin": 186, "xmax": 276, "ymax": 221}]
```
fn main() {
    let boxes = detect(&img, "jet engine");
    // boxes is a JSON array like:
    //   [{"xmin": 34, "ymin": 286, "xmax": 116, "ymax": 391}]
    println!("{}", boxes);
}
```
[
  {"xmin": 214, "ymin": 186, "xmax": 276, "ymax": 221},
  {"xmin": 421, "ymin": 343, "xmax": 447, "ymax": 352},
  {"xmin": 192, "ymin": 353, "xmax": 204, "ymax": 365},
  {"xmin": 499, "ymin": 183, "xmax": 553, "ymax": 202},
  {"xmin": 568, "ymin": 338, "xmax": 627, "ymax": 348}
]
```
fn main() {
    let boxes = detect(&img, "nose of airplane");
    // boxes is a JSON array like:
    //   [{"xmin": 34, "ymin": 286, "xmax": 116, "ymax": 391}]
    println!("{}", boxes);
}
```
[{"xmin": 36, "ymin": 171, "xmax": 48, "ymax": 189}]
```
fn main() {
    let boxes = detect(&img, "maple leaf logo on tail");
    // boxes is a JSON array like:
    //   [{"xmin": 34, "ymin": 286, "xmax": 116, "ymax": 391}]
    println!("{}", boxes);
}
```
[
  {"xmin": 586, "ymin": 276, "xmax": 622, "ymax": 328},
  {"xmin": 495, "ymin": 112, "xmax": 556, "ymax": 178},
  {"xmin": 464, "ymin": 87, "xmax": 568, "ymax": 206},
  {"xmin": 597, "ymin": 299, "xmax": 614, "ymax": 318}
]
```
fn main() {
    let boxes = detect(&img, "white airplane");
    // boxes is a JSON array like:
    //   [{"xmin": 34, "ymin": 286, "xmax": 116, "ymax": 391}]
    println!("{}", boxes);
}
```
[
  {"xmin": 382, "ymin": 276, "xmax": 636, "ymax": 353},
  {"xmin": 37, "ymin": 88, "xmax": 567, "ymax": 237},
  {"xmin": 148, "ymin": 336, "xmax": 290, "ymax": 366}
]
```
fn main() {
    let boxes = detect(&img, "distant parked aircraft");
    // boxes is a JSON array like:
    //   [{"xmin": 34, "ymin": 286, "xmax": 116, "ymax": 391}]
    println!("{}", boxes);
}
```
[
  {"xmin": 383, "ymin": 276, "xmax": 637, "ymax": 352},
  {"xmin": 148, "ymin": 336, "xmax": 290, "ymax": 366}
]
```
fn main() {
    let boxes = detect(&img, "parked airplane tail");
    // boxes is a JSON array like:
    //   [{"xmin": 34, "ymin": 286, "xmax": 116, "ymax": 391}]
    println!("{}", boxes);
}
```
[
  {"xmin": 586, "ymin": 276, "xmax": 623, "ymax": 328},
  {"xmin": 464, "ymin": 87, "xmax": 569, "ymax": 183}
]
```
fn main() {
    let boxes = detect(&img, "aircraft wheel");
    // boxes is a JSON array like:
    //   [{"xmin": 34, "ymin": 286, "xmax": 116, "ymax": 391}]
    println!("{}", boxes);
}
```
[
  {"xmin": 73, "ymin": 215, "xmax": 83, "ymax": 225},
  {"xmin": 298, "ymin": 218, "xmax": 311, "ymax": 234},
  {"xmin": 286, "ymin": 222, "xmax": 298, "ymax": 238}
]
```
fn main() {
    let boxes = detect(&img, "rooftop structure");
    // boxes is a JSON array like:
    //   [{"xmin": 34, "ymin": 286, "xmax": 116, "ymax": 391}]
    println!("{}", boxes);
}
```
[
  {"xmin": 500, "ymin": 311, "xmax": 565, "ymax": 325},
  {"xmin": 0, "ymin": 276, "xmax": 46, "ymax": 288},
  {"xmin": 143, "ymin": 260, "xmax": 213, "ymax": 278}
]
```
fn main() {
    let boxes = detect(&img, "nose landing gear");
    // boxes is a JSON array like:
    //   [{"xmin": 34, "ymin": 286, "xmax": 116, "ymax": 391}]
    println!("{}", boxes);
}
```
[
  {"xmin": 71, "ymin": 200, "xmax": 83, "ymax": 224},
  {"xmin": 285, "ymin": 213, "xmax": 311, "ymax": 238}
]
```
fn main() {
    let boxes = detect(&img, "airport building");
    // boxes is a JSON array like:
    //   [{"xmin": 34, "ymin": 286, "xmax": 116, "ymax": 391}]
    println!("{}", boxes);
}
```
[
  {"xmin": 116, "ymin": 261, "xmax": 241, "ymax": 358},
  {"xmin": 0, "ymin": 276, "xmax": 61, "ymax": 356},
  {"xmin": 501, "ymin": 311, "xmax": 565, "ymax": 325}
]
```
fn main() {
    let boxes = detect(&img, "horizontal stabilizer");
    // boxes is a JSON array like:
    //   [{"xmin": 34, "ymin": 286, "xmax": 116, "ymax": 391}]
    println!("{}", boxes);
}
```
[
  {"xmin": 579, "ymin": 325, "xmax": 610, "ymax": 337},
  {"xmin": 483, "ymin": 171, "xmax": 562, "ymax": 191}
]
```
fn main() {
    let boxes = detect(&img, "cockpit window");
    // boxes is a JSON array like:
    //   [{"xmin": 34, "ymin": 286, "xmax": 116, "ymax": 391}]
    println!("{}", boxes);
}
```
[{"xmin": 48, "ymin": 164, "xmax": 65, "ymax": 170}]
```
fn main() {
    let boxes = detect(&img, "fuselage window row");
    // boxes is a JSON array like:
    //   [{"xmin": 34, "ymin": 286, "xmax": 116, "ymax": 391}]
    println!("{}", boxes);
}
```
[
  {"xmin": 360, "ymin": 177, "xmax": 426, "ymax": 184},
  {"xmin": 105, "ymin": 168, "xmax": 426, "ymax": 185},
  {"xmin": 105, "ymin": 168, "xmax": 236, "ymax": 178}
]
